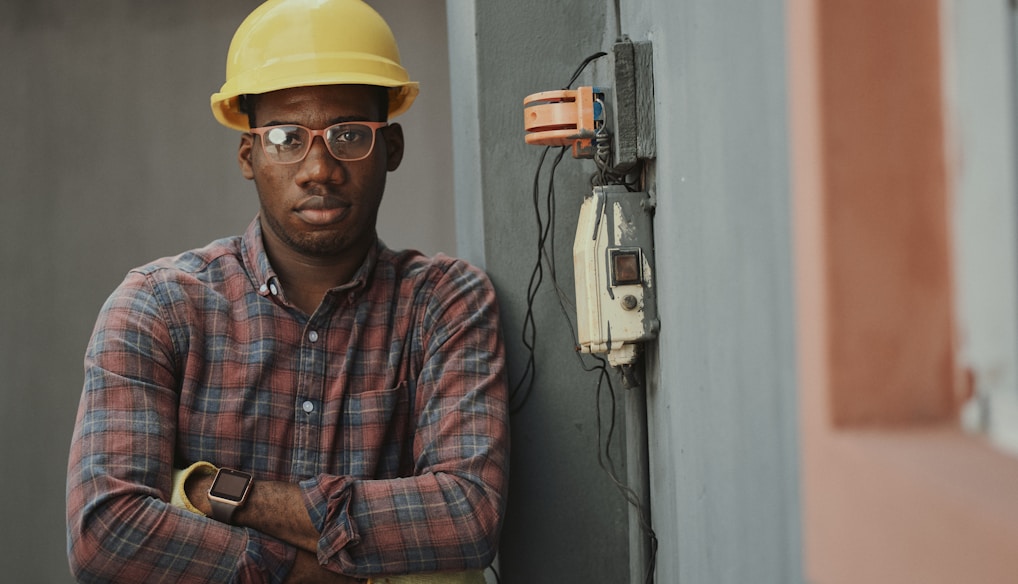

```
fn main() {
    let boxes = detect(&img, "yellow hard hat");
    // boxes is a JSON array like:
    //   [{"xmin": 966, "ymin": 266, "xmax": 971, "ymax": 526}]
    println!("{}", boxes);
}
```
[{"xmin": 211, "ymin": 0, "xmax": 420, "ymax": 131}]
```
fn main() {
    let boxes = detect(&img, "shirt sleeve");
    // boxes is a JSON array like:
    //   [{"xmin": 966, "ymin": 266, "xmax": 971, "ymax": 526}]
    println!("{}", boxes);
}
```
[
  {"xmin": 301, "ymin": 260, "xmax": 510, "ymax": 576},
  {"xmin": 66, "ymin": 270, "xmax": 297, "ymax": 583}
]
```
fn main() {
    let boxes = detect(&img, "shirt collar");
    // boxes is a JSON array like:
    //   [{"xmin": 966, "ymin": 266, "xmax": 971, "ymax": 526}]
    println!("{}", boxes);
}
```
[
  {"xmin": 341, "ymin": 239, "xmax": 381, "ymax": 294},
  {"xmin": 241, "ymin": 216, "xmax": 383, "ymax": 299}
]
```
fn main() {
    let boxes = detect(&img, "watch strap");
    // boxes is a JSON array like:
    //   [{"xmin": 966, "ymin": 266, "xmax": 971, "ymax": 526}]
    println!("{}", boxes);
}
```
[{"xmin": 209, "ymin": 498, "xmax": 240, "ymax": 524}]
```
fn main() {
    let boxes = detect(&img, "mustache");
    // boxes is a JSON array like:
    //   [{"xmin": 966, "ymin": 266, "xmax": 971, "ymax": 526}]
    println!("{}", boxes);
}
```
[{"xmin": 296, "ymin": 192, "xmax": 349, "ymax": 211}]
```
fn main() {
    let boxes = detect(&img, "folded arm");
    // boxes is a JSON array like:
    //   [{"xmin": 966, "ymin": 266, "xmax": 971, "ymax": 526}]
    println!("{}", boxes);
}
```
[
  {"xmin": 187, "ymin": 262, "xmax": 510, "ymax": 578},
  {"xmin": 301, "ymin": 263, "xmax": 510, "ymax": 575},
  {"xmin": 67, "ymin": 261, "xmax": 508, "ymax": 582},
  {"xmin": 66, "ymin": 272, "xmax": 299, "ymax": 583}
]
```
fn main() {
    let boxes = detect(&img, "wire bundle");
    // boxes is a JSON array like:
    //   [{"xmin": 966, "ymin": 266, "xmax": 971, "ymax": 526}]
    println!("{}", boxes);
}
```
[{"xmin": 506, "ymin": 51, "xmax": 658, "ymax": 584}]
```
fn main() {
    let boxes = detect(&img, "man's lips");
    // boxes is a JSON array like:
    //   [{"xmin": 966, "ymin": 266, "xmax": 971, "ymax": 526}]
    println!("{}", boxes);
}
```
[{"xmin": 295, "ymin": 196, "xmax": 349, "ymax": 226}]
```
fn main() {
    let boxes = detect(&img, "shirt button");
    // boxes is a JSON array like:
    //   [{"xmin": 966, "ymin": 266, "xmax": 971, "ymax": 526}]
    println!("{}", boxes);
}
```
[
  {"xmin": 302, "ymin": 400, "xmax": 314, "ymax": 413},
  {"xmin": 259, "ymin": 283, "xmax": 268, "ymax": 294},
  {"xmin": 269, "ymin": 283, "xmax": 279, "ymax": 296},
  {"xmin": 308, "ymin": 330, "xmax": 319, "ymax": 342}
]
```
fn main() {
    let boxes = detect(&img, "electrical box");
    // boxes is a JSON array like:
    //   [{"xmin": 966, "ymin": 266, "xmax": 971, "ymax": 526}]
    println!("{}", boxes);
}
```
[
  {"xmin": 521, "ymin": 39, "xmax": 658, "ymax": 368},
  {"xmin": 573, "ymin": 185, "xmax": 659, "ymax": 366}
]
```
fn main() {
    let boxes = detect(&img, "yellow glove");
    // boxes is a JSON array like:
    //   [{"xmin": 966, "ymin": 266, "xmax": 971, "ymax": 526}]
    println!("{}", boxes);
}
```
[{"xmin": 170, "ymin": 461, "xmax": 218, "ymax": 516}]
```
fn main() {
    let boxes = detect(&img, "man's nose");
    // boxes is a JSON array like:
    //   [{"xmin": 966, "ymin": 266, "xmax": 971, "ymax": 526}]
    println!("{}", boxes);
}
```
[{"xmin": 296, "ymin": 136, "xmax": 345, "ymax": 184}]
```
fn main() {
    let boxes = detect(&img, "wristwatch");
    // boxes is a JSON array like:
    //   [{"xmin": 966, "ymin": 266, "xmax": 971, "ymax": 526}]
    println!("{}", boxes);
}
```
[{"xmin": 207, "ymin": 468, "xmax": 253, "ymax": 524}]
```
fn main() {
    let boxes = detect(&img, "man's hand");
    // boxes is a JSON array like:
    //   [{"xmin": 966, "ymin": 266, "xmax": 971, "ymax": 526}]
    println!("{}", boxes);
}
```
[
  {"xmin": 183, "ymin": 472, "xmax": 361, "ymax": 582},
  {"xmin": 182, "ymin": 471, "xmax": 215, "ymax": 516}
]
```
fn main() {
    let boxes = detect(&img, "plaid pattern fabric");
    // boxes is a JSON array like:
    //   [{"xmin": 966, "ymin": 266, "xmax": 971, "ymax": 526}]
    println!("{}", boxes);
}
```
[{"xmin": 67, "ymin": 218, "xmax": 509, "ymax": 583}]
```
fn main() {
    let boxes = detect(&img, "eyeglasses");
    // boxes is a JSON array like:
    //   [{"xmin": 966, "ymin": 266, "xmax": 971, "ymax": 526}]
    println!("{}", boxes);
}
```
[{"xmin": 248, "ymin": 121, "xmax": 388, "ymax": 164}]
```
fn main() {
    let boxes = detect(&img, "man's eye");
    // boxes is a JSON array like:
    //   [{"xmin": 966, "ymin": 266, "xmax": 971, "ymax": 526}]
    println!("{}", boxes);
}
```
[
  {"xmin": 267, "ymin": 128, "xmax": 304, "ymax": 150},
  {"xmin": 336, "ymin": 131, "xmax": 362, "ymax": 143},
  {"xmin": 332, "ymin": 127, "xmax": 369, "ymax": 145}
]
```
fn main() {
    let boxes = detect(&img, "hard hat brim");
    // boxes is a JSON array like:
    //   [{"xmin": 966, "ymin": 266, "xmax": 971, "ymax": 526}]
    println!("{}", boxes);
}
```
[{"xmin": 211, "ymin": 81, "xmax": 418, "ymax": 131}]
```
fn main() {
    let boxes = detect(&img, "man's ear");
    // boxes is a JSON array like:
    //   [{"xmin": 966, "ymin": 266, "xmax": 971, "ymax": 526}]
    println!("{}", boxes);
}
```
[
  {"xmin": 381, "ymin": 123, "xmax": 405, "ymax": 172},
  {"xmin": 238, "ymin": 133, "xmax": 255, "ymax": 180}
]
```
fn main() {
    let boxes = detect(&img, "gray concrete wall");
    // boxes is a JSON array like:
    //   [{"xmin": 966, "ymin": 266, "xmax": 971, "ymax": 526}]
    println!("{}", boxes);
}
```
[
  {"xmin": 628, "ymin": 1, "xmax": 803, "ymax": 582},
  {"xmin": 0, "ymin": 2, "xmax": 452, "ymax": 582},
  {"xmin": 451, "ymin": 0, "xmax": 803, "ymax": 581},
  {"xmin": 447, "ymin": 2, "xmax": 635, "ymax": 581}
]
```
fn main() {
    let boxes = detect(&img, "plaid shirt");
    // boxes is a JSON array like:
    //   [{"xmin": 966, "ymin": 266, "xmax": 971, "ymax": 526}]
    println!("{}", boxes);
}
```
[{"xmin": 67, "ymin": 218, "xmax": 509, "ymax": 583}]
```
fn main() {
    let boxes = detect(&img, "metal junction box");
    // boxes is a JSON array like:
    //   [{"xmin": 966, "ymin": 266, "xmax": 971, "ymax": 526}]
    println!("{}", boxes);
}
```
[{"xmin": 573, "ymin": 185, "xmax": 659, "ymax": 366}]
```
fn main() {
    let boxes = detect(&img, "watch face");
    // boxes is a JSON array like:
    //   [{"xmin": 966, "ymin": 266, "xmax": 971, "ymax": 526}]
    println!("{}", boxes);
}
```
[{"xmin": 209, "ymin": 469, "xmax": 251, "ymax": 501}]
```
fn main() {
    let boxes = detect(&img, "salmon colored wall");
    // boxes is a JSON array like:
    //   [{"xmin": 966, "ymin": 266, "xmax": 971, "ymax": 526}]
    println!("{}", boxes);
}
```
[
  {"xmin": 789, "ymin": 0, "xmax": 1018, "ymax": 581},
  {"xmin": 816, "ymin": 0, "xmax": 958, "ymax": 425}
]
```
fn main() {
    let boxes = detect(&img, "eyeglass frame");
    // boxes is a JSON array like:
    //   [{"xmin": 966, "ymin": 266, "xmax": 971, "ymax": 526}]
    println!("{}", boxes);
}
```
[{"xmin": 247, "ymin": 121, "xmax": 389, "ymax": 164}]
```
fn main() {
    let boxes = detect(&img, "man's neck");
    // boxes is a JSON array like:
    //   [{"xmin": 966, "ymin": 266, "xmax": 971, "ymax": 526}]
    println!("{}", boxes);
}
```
[{"xmin": 261, "ymin": 231, "xmax": 371, "ymax": 316}]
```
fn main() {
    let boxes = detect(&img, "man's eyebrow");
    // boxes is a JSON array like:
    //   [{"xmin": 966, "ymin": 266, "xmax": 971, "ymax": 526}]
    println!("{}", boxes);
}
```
[
  {"xmin": 329, "ymin": 116, "xmax": 376, "ymax": 124},
  {"xmin": 260, "ymin": 116, "xmax": 375, "ymax": 127}
]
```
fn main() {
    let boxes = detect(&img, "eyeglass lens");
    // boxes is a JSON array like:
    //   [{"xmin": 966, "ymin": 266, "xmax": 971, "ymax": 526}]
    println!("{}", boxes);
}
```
[{"xmin": 259, "ymin": 123, "xmax": 378, "ymax": 163}]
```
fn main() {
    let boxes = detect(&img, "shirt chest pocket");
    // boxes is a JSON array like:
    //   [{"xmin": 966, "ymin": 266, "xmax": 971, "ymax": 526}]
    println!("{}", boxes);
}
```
[{"xmin": 335, "ymin": 380, "xmax": 413, "ymax": 478}]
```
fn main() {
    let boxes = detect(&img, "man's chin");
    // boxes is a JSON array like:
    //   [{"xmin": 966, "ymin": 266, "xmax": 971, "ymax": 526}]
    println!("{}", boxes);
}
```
[{"xmin": 290, "ymin": 234, "xmax": 350, "ymax": 258}]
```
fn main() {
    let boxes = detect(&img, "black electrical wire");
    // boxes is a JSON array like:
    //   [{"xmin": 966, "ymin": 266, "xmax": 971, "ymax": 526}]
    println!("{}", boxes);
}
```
[
  {"xmin": 587, "ymin": 354, "xmax": 659, "ymax": 584},
  {"xmin": 548, "ymin": 278, "xmax": 658, "ymax": 584},
  {"xmin": 511, "ymin": 50, "xmax": 607, "ymax": 412},
  {"xmin": 564, "ymin": 51, "xmax": 607, "ymax": 90},
  {"xmin": 508, "ymin": 145, "xmax": 568, "ymax": 414},
  {"xmin": 506, "ymin": 145, "xmax": 547, "ymax": 413},
  {"xmin": 509, "ymin": 49, "xmax": 658, "ymax": 584}
]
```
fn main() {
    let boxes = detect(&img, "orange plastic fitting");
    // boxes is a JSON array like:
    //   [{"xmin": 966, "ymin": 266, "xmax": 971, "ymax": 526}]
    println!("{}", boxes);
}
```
[{"xmin": 523, "ymin": 86, "xmax": 600, "ymax": 158}]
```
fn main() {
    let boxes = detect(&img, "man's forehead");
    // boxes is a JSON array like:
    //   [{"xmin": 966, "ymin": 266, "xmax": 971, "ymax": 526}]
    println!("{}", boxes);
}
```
[{"xmin": 255, "ymin": 85, "xmax": 384, "ymax": 117}]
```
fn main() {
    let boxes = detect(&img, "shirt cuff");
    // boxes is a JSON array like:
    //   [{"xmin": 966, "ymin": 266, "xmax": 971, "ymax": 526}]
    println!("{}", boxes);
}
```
[
  {"xmin": 241, "ymin": 532, "xmax": 299, "ymax": 584},
  {"xmin": 299, "ymin": 474, "xmax": 360, "ymax": 565}
]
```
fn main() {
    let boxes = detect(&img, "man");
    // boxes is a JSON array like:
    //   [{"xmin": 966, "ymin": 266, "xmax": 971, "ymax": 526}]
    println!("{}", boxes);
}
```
[{"xmin": 65, "ymin": 1, "xmax": 509, "ymax": 582}]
